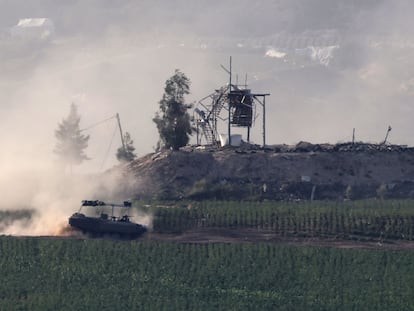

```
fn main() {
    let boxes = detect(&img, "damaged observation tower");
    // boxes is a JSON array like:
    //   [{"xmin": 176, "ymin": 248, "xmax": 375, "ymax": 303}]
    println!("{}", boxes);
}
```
[{"xmin": 194, "ymin": 57, "xmax": 270, "ymax": 147}]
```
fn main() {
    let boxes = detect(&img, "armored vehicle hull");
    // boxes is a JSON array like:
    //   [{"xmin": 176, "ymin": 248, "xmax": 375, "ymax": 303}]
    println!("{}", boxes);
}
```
[{"xmin": 68, "ymin": 200, "xmax": 147, "ymax": 238}]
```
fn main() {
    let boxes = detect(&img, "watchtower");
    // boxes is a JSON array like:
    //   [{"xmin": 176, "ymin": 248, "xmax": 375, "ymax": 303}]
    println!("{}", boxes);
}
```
[{"xmin": 194, "ymin": 57, "xmax": 270, "ymax": 147}]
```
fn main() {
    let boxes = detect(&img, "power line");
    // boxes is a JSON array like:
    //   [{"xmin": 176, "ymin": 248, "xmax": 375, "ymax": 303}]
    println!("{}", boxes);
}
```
[{"xmin": 80, "ymin": 114, "xmax": 117, "ymax": 132}]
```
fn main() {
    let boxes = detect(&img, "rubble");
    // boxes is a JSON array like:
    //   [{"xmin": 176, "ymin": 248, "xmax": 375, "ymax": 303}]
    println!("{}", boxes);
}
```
[
  {"xmin": 183, "ymin": 141, "xmax": 414, "ymax": 154},
  {"xmin": 268, "ymin": 142, "xmax": 414, "ymax": 153}
]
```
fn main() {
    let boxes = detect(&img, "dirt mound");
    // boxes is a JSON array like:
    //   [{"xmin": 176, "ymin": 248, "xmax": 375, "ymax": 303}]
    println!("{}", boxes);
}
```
[{"xmin": 120, "ymin": 143, "xmax": 414, "ymax": 201}]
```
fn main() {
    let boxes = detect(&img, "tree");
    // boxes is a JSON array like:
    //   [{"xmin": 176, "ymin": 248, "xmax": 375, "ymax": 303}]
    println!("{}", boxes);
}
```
[
  {"xmin": 153, "ymin": 69, "xmax": 193, "ymax": 150},
  {"xmin": 54, "ymin": 103, "xmax": 89, "ymax": 171},
  {"xmin": 116, "ymin": 132, "xmax": 137, "ymax": 163}
]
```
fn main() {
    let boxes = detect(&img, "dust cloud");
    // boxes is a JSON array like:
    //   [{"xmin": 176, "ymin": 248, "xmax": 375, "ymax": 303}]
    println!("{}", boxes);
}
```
[
  {"xmin": 1, "ymin": 1, "xmax": 414, "ymax": 234},
  {"xmin": 0, "ymin": 161, "xmax": 133, "ymax": 235}
]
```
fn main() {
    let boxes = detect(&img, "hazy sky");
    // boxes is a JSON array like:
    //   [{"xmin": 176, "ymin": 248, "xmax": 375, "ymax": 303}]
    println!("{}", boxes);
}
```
[
  {"xmin": 1, "ymin": 0, "xmax": 414, "ymax": 173},
  {"xmin": 3, "ymin": 0, "xmax": 414, "ymax": 233}
]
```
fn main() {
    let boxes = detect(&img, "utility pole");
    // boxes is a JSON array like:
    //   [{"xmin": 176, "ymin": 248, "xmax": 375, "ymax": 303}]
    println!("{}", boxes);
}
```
[
  {"xmin": 352, "ymin": 128, "xmax": 355, "ymax": 144},
  {"xmin": 262, "ymin": 95, "xmax": 266, "ymax": 148},
  {"xmin": 228, "ymin": 56, "xmax": 232, "ymax": 146},
  {"xmin": 116, "ymin": 113, "xmax": 126, "ymax": 151},
  {"xmin": 383, "ymin": 125, "xmax": 392, "ymax": 145}
]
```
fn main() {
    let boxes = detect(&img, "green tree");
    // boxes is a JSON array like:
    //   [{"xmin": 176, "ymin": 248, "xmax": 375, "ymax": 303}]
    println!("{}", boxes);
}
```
[
  {"xmin": 116, "ymin": 132, "xmax": 137, "ymax": 163},
  {"xmin": 54, "ymin": 103, "xmax": 89, "ymax": 171},
  {"xmin": 153, "ymin": 69, "xmax": 193, "ymax": 150}
]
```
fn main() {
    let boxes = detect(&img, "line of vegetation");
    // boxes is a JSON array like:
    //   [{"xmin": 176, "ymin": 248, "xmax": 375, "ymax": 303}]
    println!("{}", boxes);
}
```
[
  {"xmin": 1, "ymin": 237, "xmax": 413, "ymax": 310},
  {"xmin": 141, "ymin": 200, "xmax": 414, "ymax": 240}
]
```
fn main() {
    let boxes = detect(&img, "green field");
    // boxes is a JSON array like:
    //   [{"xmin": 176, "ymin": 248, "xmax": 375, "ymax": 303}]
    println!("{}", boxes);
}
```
[
  {"xmin": 1, "ymin": 237, "xmax": 414, "ymax": 311},
  {"xmin": 2, "ymin": 200, "xmax": 414, "ymax": 310},
  {"xmin": 149, "ymin": 200, "xmax": 414, "ymax": 240},
  {"xmin": 3, "ymin": 200, "xmax": 414, "ymax": 241}
]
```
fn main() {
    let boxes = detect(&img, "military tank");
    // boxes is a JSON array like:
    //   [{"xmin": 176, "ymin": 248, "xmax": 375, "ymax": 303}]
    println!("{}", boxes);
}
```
[{"xmin": 68, "ymin": 200, "xmax": 147, "ymax": 239}]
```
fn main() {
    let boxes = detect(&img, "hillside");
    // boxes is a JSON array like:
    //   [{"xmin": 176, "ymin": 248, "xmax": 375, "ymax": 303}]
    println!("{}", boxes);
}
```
[{"xmin": 121, "ymin": 142, "xmax": 414, "ymax": 201}]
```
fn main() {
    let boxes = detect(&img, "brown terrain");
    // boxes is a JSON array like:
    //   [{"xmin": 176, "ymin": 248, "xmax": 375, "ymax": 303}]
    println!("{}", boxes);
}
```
[
  {"xmin": 109, "ymin": 141, "xmax": 414, "ymax": 250},
  {"xmin": 144, "ymin": 228, "xmax": 414, "ymax": 251},
  {"xmin": 120, "ymin": 142, "xmax": 414, "ymax": 201}
]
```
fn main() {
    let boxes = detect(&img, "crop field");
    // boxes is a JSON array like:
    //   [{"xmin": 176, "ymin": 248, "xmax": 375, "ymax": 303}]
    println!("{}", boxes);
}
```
[
  {"xmin": 2, "ymin": 200, "xmax": 414, "ymax": 310},
  {"xmin": 1, "ymin": 237, "xmax": 414, "ymax": 310},
  {"xmin": 150, "ymin": 200, "xmax": 414, "ymax": 240}
]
